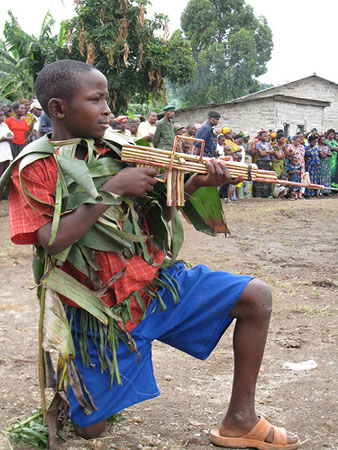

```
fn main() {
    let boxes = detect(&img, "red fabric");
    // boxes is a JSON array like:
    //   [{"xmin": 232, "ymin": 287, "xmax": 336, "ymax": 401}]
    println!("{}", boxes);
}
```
[
  {"xmin": 9, "ymin": 146, "xmax": 164, "ymax": 332},
  {"xmin": 5, "ymin": 117, "xmax": 28, "ymax": 145}
]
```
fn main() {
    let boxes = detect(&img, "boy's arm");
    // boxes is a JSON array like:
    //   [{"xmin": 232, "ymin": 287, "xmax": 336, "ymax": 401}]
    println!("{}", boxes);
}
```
[{"xmin": 37, "ymin": 167, "xmax": 158, "ymax": 255}]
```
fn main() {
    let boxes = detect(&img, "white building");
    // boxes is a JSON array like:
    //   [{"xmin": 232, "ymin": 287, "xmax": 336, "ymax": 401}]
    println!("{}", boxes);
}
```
[{"xmin": 174, "ymin": 75, "xmax": 338, "ymax": 135}]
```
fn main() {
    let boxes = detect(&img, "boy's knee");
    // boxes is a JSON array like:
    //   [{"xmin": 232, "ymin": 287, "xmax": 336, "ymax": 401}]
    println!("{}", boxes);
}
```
[
  {"xmin": 233, "ymin": 279, "xmax": 272, "ymax": 320},
  {"xmin": 73, "ymin": 419, "xmax": 107, "ymax": 439},
  {"xmin": 246, "ymin": 279, "xmax": 272, "ymax": 316}
]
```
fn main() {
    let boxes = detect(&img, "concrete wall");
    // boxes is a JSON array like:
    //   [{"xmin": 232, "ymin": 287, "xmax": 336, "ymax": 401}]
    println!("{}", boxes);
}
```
[
  {"xmin": 174, "ymin": 76, "xmax": 338, "ymax": 134},
  {"xmin": 174, "ymin": 97, "xmax": 325, "ymax": 136}
]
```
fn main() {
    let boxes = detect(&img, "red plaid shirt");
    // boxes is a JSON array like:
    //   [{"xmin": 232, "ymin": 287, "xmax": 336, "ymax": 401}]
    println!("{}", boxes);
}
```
[{"xmin": 9, "ymin": 147, "xmax": 164, "ymax": 332}]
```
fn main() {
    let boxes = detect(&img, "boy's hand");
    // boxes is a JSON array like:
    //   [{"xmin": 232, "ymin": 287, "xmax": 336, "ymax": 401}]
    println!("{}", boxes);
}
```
[
  {"xmin": 185, "ymin": 158, "xmax": 244, "ymax": 196},
  {"xmin": 102, "ymin": 167, "xmax": 158, "ymax": 197}
]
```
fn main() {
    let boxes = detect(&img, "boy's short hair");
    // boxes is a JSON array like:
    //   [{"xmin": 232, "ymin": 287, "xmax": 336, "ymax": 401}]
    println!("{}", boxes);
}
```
[{"xmin": 36, "ymin": 59, "xmax": 97, "ymax": 113}]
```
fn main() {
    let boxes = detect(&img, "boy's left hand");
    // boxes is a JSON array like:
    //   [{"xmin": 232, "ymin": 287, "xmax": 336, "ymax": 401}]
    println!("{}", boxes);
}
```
[{"xmin": 185, "ymin": 158, "xmax": 244, "ymax": 196}]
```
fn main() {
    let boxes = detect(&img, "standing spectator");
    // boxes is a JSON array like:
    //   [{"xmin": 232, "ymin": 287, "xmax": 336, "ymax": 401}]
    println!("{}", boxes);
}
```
[
  {"xmin": 30, "ymin": 100, "xmax": 43, "ymax": 140},
  {"xmin": 272, "ymin": 133, "xmax": 287, "ymax": 178},
  {"xmin": 194, "ymin": 111, "xmax": 220, "ymax": 156},
  {"xmin": 304, "ymin": 135, "xmax": 321, "ymax": 198},
  {"xmin": 242, "ymin": 132, "xmax": 251, "ymax": 155},
  {"xmin": 216, "ymin": 134, "xmax": 226, "ymax": 157},
  {"xmin": 39, "ymin": 111, "xmax": 53, "ymax": 136},
  {"xmin": 325, "ymin": 129, "xmax": 338, "ymax": 188},
  {"xmin": 152, "ymin": 105, "xmax": 175, "ymax": 150},
  {"xmin": 287, "ymin": 136, "xmax": 306, "ymax": 182},
  {"xmin": 5, "ymin": 102, "xmax": 28, "ymax": 158},
  {"xmin": 253, "ymin": 131, "xmax": 274, "ymax": 198},
  {"xmin": 116, "ymin": 116, "xmax": 130, "ymax": 136},
  {"xmin": 2, "ymin": 104, "xmax": 12, "ymax": 118},
  {"xmin": 138, "ymin": 111, "xmax": 157, "ymax": 146},
  {"xmin": 22, "ymin": 99, "xmax": 35, "ymax": 133},
  {"xmin": 181, "ymin": 124, "xmax": 197, "ymax": 154},
  {"xmin": 128, "ymin": 118, "xmax": 140, "ymax": 138},
  {"xmin": 0, "ymin": 109, "xmax": 14, "ymax": 177},
  {"xmin": 318, "ymin": 134, "xmax": 332, "ymax": 195}
]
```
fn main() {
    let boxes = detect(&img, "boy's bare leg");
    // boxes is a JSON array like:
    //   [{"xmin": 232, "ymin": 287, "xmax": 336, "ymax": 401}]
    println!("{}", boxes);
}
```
[
  {"xmin": 219, "ymin": 279, "xmax": 298, "ymax": 444},
  {"xmin": 73, "ymin": 420, "xmax": 107, "ymax": 439}
]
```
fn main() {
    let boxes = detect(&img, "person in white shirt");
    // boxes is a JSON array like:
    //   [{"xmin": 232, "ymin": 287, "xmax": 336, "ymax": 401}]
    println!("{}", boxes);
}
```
[
  {"xmin": 138, "ymin": 111, "xmax": 157, "ymax": 146},
  {"xmin": 0, "ymin": 109, "xmax": 14, "ymax": 182}
]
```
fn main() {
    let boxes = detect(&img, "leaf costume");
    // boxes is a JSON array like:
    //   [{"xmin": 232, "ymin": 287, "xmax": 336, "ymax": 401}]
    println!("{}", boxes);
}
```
[{"xmin": 0, "ymin": 132, "xmax": 228, "ymax": 444}]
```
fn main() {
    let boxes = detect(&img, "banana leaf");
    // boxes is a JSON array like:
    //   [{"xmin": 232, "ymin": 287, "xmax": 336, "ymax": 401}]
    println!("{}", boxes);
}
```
[
  {"xmin": 182, "ymin": 186, "xmax": 230, "ymax": 236},
  {"xmin": 56, "ymin": 156, "xmax": 100, "ymax": 200},
  {"xmin": 43, "ymin": 267, "xmax": 122, "ymax": 325},
  {"xmin": 135, "ymin": 138, "xmax": 151, "ymax": 147},
  {"xmin": 42, "ymin": 288, "xmax": 75, "ymax": 357}
]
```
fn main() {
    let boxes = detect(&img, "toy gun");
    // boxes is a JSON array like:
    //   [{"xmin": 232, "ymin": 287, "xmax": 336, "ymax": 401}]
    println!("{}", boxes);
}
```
[{"xmin": 121, "ymin": 136, "xmax": 324, "ymax": 207}]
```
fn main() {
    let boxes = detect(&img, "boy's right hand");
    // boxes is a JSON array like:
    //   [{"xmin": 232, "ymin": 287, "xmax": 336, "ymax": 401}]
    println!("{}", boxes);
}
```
[{"xmin": 102, "ymin": 167, "xmax": 158, "ymax": 197}]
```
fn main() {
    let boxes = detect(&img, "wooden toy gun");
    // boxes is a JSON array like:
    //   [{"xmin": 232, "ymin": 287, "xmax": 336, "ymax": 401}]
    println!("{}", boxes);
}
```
[{"xmin": 121, "ymin": 136, "xmax": 324, "ymax": 206}]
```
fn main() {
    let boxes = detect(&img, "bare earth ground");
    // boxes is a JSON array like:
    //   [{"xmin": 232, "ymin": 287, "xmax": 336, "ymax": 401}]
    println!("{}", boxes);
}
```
[{"xmin": 0, "ymin": 197, "xmax": 337, "ymax": 450}]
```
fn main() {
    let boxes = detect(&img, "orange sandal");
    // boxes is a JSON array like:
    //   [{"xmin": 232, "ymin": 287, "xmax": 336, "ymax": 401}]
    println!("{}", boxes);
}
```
[{"xmin": 209, "ymin": 416, "xmax": 301, "ymax": 449}]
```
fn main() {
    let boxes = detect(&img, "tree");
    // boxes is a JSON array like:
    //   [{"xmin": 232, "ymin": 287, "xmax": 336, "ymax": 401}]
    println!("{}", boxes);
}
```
[
  {"xmin": 59, "ymin": 0, "xmax": 195, "ymax": 113},
  {"xmin": 0, "ymin": 11, "xmax": 66, "ymax": 102},
  {"xmin": 176, "ymin": 0, "xmax": 273, "ymax": 107}
]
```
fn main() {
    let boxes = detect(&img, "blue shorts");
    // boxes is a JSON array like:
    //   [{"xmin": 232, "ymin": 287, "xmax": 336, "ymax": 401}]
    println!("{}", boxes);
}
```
[{"xmin": 69, "ymin": 263, "xmax": 253, "ymax": 426}]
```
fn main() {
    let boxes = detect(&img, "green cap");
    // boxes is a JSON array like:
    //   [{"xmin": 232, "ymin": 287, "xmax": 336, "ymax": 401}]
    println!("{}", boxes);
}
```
[{"xmin": 163, "ymin": 105, "xmax": 176, "ymax": 112}]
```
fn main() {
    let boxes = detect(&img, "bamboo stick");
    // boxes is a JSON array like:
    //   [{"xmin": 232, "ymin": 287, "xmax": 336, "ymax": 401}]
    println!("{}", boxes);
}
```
[{"xmin": 121, "ymin": 144, "xmax": 325, "ymax": 205}]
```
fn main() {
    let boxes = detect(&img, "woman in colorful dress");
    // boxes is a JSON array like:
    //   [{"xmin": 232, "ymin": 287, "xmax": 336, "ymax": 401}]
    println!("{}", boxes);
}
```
[
  {"xmin": 318, "ymin": 134, "xmax": 332, "ymax": 195},
  {"xmin": 325, "ymin": 129, "xmax": 338, "ymax": 188},
  {"xmin": 271, "ymin": 133, "xmax": 287, "ymax": 178},
  {"xmin": 304, "ymin": 135, "xmax": 321, "ymax": 198},
  {"xmin": 287, "ymin": 135, "xmax": 306, "ymax": 183}
]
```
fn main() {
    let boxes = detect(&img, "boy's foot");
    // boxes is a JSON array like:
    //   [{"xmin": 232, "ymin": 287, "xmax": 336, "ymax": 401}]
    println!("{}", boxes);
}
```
[{"xmin": 210, "ymin": 416, "xmax": 300, "ymax": 449}]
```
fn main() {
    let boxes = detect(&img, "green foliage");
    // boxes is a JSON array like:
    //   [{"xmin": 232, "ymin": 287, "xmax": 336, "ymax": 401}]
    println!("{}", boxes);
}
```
[
  {"xmin": 171, "ymin": 0, "xmax": 273, "ymax": 107},
  {"xmin": 0, "ymin": 11, "xmax": 67, "ymax": 102},
  {"xmin": 56, "ymin": 0, "xmax": 195, "ymax": 113}
]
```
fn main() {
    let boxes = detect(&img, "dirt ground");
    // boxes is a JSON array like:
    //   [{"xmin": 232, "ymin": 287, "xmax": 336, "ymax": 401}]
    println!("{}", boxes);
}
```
[{"xmin": 0, "ymin": 196, "xmax": 337, "ymax": 450}]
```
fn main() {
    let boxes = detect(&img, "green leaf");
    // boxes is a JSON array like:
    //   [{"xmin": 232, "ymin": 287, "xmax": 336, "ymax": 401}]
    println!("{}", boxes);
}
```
[
  {"xmin": 182, "ymin": 187, "xmax": 229, "ymax": 235},
  {"xmin": 43, "ymin": 267, "xmax": 122, "ymax": 325},
  {"xmin": 56, "ymin": 155, "xmax": 100, "ymax": 200}
]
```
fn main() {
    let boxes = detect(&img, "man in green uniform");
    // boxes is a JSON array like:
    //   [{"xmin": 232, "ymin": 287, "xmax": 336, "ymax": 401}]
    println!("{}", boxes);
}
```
[{"xmin": 152, "ymin": 105, "xmax": 175, "ymax": 150}]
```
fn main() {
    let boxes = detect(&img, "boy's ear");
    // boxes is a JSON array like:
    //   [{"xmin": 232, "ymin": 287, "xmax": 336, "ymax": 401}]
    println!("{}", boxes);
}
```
[{"xmin": 48, "ymin": 98, "xmax": 66, "ymax": 119}]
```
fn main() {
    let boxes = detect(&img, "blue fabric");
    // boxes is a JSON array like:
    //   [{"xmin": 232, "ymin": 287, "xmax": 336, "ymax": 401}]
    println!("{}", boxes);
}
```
[
  {"xmin": 68, "ymin": 263, "xmax": 252, "ymax": 426},
  {"xmin": 194, "ymin": 122, "xmax": 216, "ymax": 155}
]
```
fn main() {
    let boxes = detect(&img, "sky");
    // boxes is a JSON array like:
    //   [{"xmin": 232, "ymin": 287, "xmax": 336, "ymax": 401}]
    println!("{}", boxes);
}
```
[{"xmin": 0, "ymin": 0, "xmax": 336, "ymax": 87}]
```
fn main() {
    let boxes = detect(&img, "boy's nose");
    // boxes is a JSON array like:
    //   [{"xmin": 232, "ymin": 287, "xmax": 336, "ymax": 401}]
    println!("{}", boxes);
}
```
[{"xmin": 103, "ymin": 101, "xmax": 111, "ymax": 115}]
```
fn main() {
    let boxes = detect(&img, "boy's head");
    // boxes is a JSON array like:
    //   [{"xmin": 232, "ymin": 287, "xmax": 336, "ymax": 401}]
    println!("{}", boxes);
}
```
[
  {"xmin": 36, "ymin": 59, "xmax": 111, "ymax": 140},
  {"xmin": 291, "ymin": 155, "xmax": 298, "ymax": 165},
  {"xmin": 0, "ymin": 110, "xmax": 5, "ymax": 123}
]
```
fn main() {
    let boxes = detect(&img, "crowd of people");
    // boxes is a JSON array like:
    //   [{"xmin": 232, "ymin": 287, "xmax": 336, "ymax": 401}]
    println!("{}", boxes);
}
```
[{"xmin": 1, "ymin": 100, "xmax": 338, "ymax": 201}]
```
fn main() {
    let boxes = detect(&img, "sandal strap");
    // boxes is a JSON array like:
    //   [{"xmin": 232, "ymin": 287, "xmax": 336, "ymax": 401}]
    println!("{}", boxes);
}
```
[
  {"xmin": 242, "ymin": 417, "xmax": 288, "ymax": 445},
  {"xmin": 242, "ymin": 417, "xmax": 271, "ymax": 441},
  {"xmin": 271, "ymin": 425, "xmax": 288, "ymax": 445}
]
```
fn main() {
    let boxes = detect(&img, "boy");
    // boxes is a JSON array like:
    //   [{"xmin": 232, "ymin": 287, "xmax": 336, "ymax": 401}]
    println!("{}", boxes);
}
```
[
  {"xmin": 3, "ymin": 60, "xmax": 299, "ymax": 450},
  {"xmin": 288, "ymin": 155, "xmax": 302, "ymax": 199}
]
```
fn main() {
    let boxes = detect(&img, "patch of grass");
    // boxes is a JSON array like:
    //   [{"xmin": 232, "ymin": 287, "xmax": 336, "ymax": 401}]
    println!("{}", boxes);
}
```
[
  {"xmin": 2, "ymin": 408, "xmax": 125, "ymax": 449},
  {"xmin": 291, "ymin": 302, "xmax": 337, "ymax": 316}
]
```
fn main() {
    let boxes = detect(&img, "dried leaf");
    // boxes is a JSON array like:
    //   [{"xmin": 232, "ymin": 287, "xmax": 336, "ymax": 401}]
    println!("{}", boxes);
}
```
[
  {"xmin": 86, "ymin": 42, "xmax": 95, "ymax": 65},
  {"xmin": 137, "ymin": 3, "xmax": 145, "ymax": 27},
  {"xmin": 123, "ymin": 42, "xmax": 129, "ymax": 67}
]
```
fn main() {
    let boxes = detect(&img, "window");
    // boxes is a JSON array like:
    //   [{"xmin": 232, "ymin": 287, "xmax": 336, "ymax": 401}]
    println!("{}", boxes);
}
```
[
  {"xmin": 297, "ymin": 125, "xmax": 304, "ymax": 134},
  {"xmin": 284, "ymin": 124, "xmax": 289, "ymax": 136}
]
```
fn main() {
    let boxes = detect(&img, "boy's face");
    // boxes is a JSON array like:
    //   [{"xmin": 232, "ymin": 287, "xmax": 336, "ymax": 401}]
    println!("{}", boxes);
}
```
[{"xmin": 61, "ymin": 69, "xmax": 110, "ymax": 140}]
